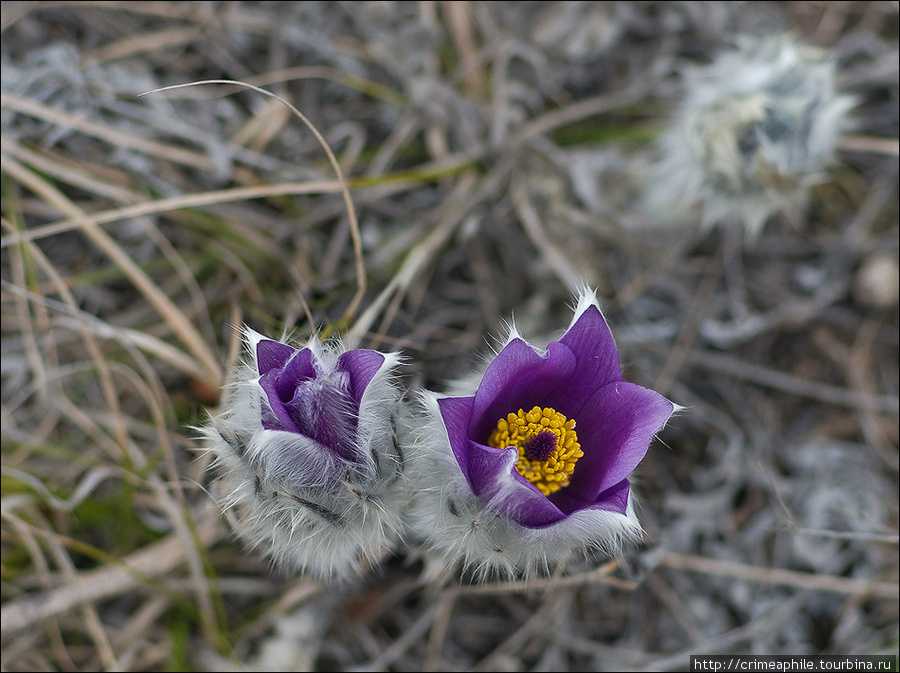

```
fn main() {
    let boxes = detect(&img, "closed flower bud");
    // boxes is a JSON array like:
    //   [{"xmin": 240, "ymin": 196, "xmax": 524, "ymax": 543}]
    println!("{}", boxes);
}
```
[
  {"xmin": 409, "ymin": 289, "xmax": 678, "ymax": 579},
  {"xmin": 203, "ymin": 329, "xmax": 410, "ymax": 580}
]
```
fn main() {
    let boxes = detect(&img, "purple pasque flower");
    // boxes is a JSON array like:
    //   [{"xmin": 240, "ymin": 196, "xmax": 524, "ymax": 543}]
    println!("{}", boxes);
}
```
[
  {"xmin": 204, "ymin": 329, "xmax": 410, "ymax": 580},
  {"xmin": 411, "ymin": 289, "xmax": 677, "ymax": 577}
]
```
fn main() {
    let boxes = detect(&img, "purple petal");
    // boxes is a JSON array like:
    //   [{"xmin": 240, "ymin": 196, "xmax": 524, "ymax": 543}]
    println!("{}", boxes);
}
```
[
  {"xmin": 259, "ymin": 370, "xmax": 300, "ymax": 432},
  {"xmin": 553, "ymin": 305, "xmax": 622, "ymax": 416},
  {"xmin": 551, "ymin": 477, "xmax": 631, "ymax": 517},
  {"xmin": 464, "ymin": 439, "xmax": 517, "ymax": 497},
  {"xmin": 469, "ymin": 339, "xmax": 577, "ymax": 442},
  {"xmin": 437, "ymin": 396, "xmax": 476, "ymax": 483},
  {"xmin": 564, "ymin": 382, "xmax": 674, "ymax": 501},
  {"xmin": 337, "ymin": 349, "xmax": 386, "ymax": 403},
  {"xmin": 257, "ymin": 346, "xmax": 316, "ymax": 433},
  {"xmin": 465, "ymin": 440, "xmax": 570, "ymax": 527},
  {"xmin": 284, "ymin": 372, "xmax": 358, "ymax": 461},
  {"xmin": 591, "ymin": 479, "xmax": 631, "ymax": 514},
  {"xmin": 256, "ymin": 339, "xmax": 297, "ymax": 376},
  {"xmin": 439, "ymin": 395, "xmax": 570, "ymax": 527},
  {"xmin": 273, "ymin": 348, "xmax": 316, "ymax": 402}
]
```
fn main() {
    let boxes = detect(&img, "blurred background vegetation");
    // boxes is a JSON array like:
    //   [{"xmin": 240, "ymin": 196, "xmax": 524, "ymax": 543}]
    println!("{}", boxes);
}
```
[{"xmin": 1, "ymin": 2, "xmax": 897, "ymax": 670}]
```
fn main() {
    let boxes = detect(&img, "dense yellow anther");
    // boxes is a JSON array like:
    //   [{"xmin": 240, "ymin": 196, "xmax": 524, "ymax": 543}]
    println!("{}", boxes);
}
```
[{"xmin": 487, "ymin": 406, "xmax": 583, "ymax": 496}]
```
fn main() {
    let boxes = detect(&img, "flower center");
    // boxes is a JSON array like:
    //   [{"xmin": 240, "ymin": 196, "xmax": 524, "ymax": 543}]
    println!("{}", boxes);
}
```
[{"xmin": 487, "ymin": 406, "xmax": 583, "ymax": 496}]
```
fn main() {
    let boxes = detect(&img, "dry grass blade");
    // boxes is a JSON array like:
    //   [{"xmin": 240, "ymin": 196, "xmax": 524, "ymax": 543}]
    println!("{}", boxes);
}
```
[
  {"xmin": 659, "ymin": 552, "xmax": 899, "ymax": 598},
  {"xmin": 0, "ymin": 136, "xmax": 143, "ymax": 203},
  {"xmin": 346, "ymin": 170, "xmax": 478, "ymax": 346},
  {"xmin": 442, "ymin": 0, "xmax": 486, "ymax": 98},
  {"xmin": 684, "ymin": 348, "xmax": 899, "ymax": 413},
  {"xmin": 0, "ymin": 503, "xmax": 223, "ymax": 639},
  {"xmin": 472, "ymin": 590, "xmax": 572, "ymax": 672},
  {"xmin": 1, "ymin": 282, "xmax": 212, "ymax": 381},
  {"xmin": 139, "ymin": 79, "xmax": 367, "ymax": 327},
  {"xmin": 82, "ymin": 26, "xmax": 205, "ymax": 64},
  {"xmin": 0, "ymin": 179, "xmax": 347, "ymax": 248},
  {"xmin": 2, "ymin": 216, "xmax": 130, "ymax": 456},
  {"xmin": 838, "ymin": 135, "xmax": 900, "ymax": 155},
  {"xmin": 246, "ymin": 66, "xmax": 407, "ymax": 107},
  {"xmin": 1, "ymin": 153, "xmax": 223, "ymax": 387},
  {"xmin": 1, "ymin": 92, "xmax": 214, "ymax": 169},
  {"xmin": 512, "ymin": 175, "xmax": 583, "ymax": 293}
]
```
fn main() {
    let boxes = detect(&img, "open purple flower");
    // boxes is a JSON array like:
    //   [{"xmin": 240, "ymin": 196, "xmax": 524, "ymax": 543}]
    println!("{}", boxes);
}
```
[
  {"xmin": 411, "ymin": 290, "xmax": 677, "ymax": 577},
  {"xmin": 203, "ymin": 329, "xmax": 410, "ymax": 580}
]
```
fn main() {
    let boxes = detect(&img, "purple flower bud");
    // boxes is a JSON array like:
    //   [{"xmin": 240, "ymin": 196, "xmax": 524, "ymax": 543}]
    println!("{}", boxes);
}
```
[
  {"xmin": 410, "ymin": 289, "xmax": 678, "ymax": 578},
  {"xmin": 203, "ymin": 329, "xmax": 410, "ymax": 580}
]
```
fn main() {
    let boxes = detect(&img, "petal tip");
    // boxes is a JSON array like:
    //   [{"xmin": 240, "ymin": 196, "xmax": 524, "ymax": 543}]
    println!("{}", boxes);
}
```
[{"xmin": 571, "ymin": 285, "xmax": 602, "ymax": 322}]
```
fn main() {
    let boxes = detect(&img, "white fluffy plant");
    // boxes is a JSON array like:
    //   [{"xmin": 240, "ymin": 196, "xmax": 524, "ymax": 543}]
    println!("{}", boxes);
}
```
[
  {"xmin": 202, "ymin": 328, "xmax": 412, "ymax": 580},
  {"xmin": 643, "ymin": 34, "xmax": 855, "ymax": 237}
]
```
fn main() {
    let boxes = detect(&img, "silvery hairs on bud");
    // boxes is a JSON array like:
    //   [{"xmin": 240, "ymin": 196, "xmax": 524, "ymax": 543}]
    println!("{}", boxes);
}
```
[
  {"xmin": 642, "ymin": 33, "xmax": 855, "ymax": 237},
  {"xmin": 201, "ymin": 328, "xmax": 413, "ymax": 580}
]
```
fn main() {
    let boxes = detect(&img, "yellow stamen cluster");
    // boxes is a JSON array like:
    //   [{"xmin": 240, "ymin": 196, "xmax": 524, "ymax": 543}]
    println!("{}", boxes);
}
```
[{"xmin": 487, "ymin": 406, "xmax": 583, "ymax": 496}]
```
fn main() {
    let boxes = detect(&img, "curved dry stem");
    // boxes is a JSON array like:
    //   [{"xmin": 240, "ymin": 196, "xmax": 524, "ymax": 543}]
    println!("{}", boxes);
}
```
[
  {"xmin": 139, "ymin": 79, "xmax": 367, "ymax": 327},
  {"xmin": 0, "ymin": 180, "xmax": 345, "ymax": 249}
]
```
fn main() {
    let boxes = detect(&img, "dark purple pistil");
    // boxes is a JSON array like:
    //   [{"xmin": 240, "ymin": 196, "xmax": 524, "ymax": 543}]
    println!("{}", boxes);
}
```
[{"xmin": 523, "ymin": 430, "xmax": 558, "ymax": 462}]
